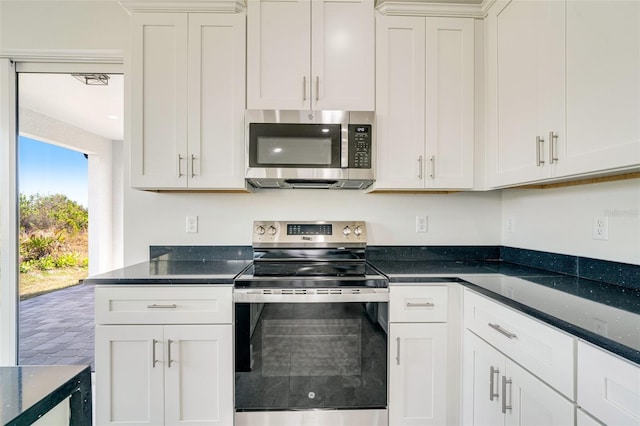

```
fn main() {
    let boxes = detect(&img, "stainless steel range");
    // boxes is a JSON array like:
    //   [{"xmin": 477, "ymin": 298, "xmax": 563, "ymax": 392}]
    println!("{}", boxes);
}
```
[{"xmin": 234, "ymin": 221, "xmax": 389, "ymax": 426}]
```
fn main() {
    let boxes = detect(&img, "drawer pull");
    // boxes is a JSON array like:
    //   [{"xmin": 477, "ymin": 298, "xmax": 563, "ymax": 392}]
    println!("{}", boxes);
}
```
[
  {"xmin": 488, "ymin": 323, "xmax": 517, "ymax": 339},
  {"xmin": 501, "ymin": 376, "xmax": 512, "ymax": 413},
  {"xmin": 147, "ymin": 304, "xmax": 177, "ymax": 309},
  {"xmin": 406, "ymin": 302, "xmax": 435, "ymax": 308},
  {"xmin": 489, "ymin": 366, "xmax": 500, "ymax": 401}
]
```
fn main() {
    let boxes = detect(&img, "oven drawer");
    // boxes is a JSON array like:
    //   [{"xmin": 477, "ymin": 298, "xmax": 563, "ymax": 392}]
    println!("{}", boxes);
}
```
[
  {"xmin": 95, "ymin": 286, "xmax": 232, "ymax": 325},
  {"xmin": 464, "ymin": 289, "xmax": 574, "ymax": 399},
  {"xmin": 389, "ymin": 285, "xmax": 448, "ymax": 323}
]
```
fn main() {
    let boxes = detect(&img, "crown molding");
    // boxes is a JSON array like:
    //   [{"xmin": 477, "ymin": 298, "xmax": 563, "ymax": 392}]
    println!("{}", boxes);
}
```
[
  {"xmin": 0, "ymin": 49, "xmax": 124, "ymax": 64},
  {"xmin": 376, "ymin": 0, "xmax": 496, "ymax": 18},
  {"xmin": 118, "ymin": 0, "xmax": 245, "ymax": 14}
]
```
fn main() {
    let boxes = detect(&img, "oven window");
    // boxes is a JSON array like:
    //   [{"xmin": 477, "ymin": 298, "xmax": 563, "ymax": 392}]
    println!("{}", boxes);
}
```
[{"xmin": 235, "ymin": 302, "xmax": 387, "ymax": 411}]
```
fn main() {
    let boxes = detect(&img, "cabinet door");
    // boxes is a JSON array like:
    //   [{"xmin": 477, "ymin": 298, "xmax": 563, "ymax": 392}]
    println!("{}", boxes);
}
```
[
  {"xmin": 95, "ymin": 325, "xmax": 164, "ymax": 426},
  {"xmin": 462, "ymin": 331, "xmax": 505, "ymax": 426},
  {"xmin": 561, "ymin": 1, "xmax": 640, "ymax": 176},
  {"xmin": 487, "ymin": 0, "xmax": 564, "ymax": 186},
  {"xmin": 505, "ymin": 359, "xmax": 574, "ymax": 426},
  {"xmin": 375, "ymin": 15, "xmax": 426, "ymax": 189},
  {"xmin": 188, "ymin": 14, "xmax": 246, "ymax": 189},
  {"xmin": 425, "ymin": 17, "xmax": 474, "ymax": 189},
  {"xmin": 131, "ymin": 13, "xmax": 188, "ymax": 189},
  {"xmin": 389, "ymin": 323, "xmax": 448, "ymax": 426},
  {"xmin": 311, "ymin": 0, "xmax": 374, "ymax": 111},
  {"xmin": 164, "ymin": 325, "xmax": 233, "ymax": 426},
  {"xmin": 247, "ymin": 0, "xmax": 311, "ymax": 110}
]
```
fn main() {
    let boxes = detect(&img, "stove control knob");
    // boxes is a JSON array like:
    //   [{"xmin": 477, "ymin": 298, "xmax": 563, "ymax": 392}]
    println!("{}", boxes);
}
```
[
  {"xmin": 268, "ymin": 226, "xmax": 277, "ymax": 236},
  {"xmin": 343, "ymin": 226, "xmax": 352, "ymax": 236},
  {"xmin": 256, "ymin": 225, "xmax": 265, "ymax": 235},
  {"xmin": 354, "ymin": 226, "xmax": 363, "ymax": 236}
]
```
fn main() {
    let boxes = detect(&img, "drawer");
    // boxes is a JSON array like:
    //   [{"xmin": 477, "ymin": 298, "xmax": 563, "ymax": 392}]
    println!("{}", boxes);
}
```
[
  {"xmin": 463, "ymin": 289, "xmax": 574, "ymax": 399},
  {"xmin": 390, "ymin": 285, "xmax": 448, "ymax": 323},
  {"xmin": 95, "ymin": 286, "xmax": 232, "ymax": 325},
  {"xmin": 577, "ymin": 341, "xmax": 640, "ymax": 426}
]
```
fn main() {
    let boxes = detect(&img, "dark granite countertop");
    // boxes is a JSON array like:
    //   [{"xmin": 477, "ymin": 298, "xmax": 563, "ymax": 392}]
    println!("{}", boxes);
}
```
[
  {"xmin": 0, "ymin": 365, "xmax": 92, "ymax": 425},
  {"xmin": 83, "ymin": 259, "xmax": 252, "ymax": 285}
]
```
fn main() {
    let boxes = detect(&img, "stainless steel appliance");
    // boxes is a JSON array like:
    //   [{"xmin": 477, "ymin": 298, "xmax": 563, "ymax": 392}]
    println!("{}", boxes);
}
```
[
  {"xmin": 234, "ymin": 221, "xmax": 388, "ymax": 426},
  {"xmin": 245, "ymin": 110, "xmax": 375, "ymax": 189}
]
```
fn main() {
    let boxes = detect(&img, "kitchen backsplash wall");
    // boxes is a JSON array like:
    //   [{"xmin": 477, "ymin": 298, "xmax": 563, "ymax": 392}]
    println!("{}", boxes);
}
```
[
  {"xmin": 123, "ymin": 188, "xmax": 502, "ymax": 264},
  {"xmin": 502, "ymin": 178, "xmax": 640, "ymax": 265}
]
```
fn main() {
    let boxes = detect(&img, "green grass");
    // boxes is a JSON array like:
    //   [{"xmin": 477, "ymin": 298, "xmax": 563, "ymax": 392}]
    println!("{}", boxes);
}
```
[{"xmin": 19, "ymin": 267, "xmax": 88, "ymax": 300}]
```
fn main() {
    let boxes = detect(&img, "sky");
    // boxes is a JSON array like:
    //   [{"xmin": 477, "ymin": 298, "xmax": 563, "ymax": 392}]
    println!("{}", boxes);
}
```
[{"xmin": 19, "ymin": 136, "xmax": 88, "ymax": 207}]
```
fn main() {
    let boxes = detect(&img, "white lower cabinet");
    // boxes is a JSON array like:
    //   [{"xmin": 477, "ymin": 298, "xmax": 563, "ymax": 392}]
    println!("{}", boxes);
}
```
[
  {"xmin": 95, "ymin": 286, "xmax": 233, "ymax": 426},
  {"xmin": 388, "ymin": 285, "xmax": 451, "ymax": 426},
  {"xmin": 577, "ymin": 340, "xmax": 640, "ymax": 426},
  {"xmin": 463, "ymin": 331, "xmax": 574, "ymax": 426}
]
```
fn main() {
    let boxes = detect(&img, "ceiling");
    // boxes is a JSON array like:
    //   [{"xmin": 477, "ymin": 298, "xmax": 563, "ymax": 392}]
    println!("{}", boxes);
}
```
[{"xmin": 18, "ymin": 73, "xmax": 124, "ymax": 141}]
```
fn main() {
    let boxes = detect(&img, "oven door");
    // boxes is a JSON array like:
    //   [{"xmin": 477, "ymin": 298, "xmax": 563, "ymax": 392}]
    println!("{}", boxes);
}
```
[{"xmin": 234, "ymin": 288, "xmax": 389, "ymax": 412}]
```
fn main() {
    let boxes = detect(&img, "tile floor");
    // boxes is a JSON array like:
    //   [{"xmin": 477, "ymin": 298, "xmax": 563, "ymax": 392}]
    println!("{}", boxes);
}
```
[{"xmin": 19, "ymin": 283, "xmax": 95, "ymax": 370}]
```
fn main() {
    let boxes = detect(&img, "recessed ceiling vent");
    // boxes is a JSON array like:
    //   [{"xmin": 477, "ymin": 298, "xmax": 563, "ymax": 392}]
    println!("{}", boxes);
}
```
[{"xmin": 71, "ymin": 73, "xmax": 110, "ymax": 86}]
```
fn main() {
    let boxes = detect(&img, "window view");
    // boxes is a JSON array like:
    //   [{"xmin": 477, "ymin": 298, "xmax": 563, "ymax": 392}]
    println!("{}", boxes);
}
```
[{"xmin": 17, "ymin": 72, "xmax": 123, "ymax": 370}]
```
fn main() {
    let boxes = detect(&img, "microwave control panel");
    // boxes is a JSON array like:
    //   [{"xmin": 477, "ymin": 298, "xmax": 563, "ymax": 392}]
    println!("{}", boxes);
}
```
[{"xmin": 348, "ymin": 124, "xmax": 372, "ymax": 169}]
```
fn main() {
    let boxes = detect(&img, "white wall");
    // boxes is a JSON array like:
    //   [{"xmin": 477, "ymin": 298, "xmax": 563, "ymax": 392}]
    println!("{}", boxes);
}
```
[
  {"xmin": 123, "ymin": 189, "xmax": 503, "ymax": 264},
  {"xmin": 502, "ymin": 179, "xmax": 640, "ymax": 265}
]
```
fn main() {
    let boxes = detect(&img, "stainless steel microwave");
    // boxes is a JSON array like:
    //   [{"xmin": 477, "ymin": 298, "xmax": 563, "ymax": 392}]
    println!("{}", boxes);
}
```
[{"xmin": 245, "ymin": 110, "xmax": 374, "ymax": 189}]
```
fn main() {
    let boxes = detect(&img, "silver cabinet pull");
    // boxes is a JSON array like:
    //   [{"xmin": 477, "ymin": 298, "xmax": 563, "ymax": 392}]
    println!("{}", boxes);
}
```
[
  {"xmin": 406, "ymin": 302, "xmax": 435, "ymax": 308},
  {"xmin": 303, "ymin": 76, "xmax": 307, "ymax": 101},
  {"xmin": 315, "ymin": 76, "xmax": 319, "ymax": 102},
  {"xmin": 396, "ymin": 337, "xmax": 401, "ymax": 365},
  {"xmin": 418, "ymin": 156, "xmax": 423, "ymax": 179},
  {"xmin": 152, "ymin": 339, "xmax": 158, "ymax": 368},
  {"xmin": 549, "ymin": 131, "xmax": 558, "ymax": 164},
  {"xmin": 429, "ymin": 155, "xmax": 436, "ymax": 179},
  {"xmin": 501, "ymin": 376, "xmax": 512, "ymax": 413},
  {"xmin": 488, "ymin": 323, "xmax": 517, "ymax": 339},
  {"xmin": 536, "ymin": 136, "xmax": 545, "ymax": 166},
  {"xmin": 489, "ymin": 366, "xmax": 499, "ymax": 401},
  {"xmin": 167, "ymin": 339, "xmax": 173, "ymax": 368},
  {"xmin": 190, "ymin": 154, "xmax": 196, "ymax": 178},
  {"xmin": 147, "ymin": 304, "xmax": 177, "ymax": 309},
  {"xmin": 178, "ymin": 154, "xmax": 185, "ymax": 177}
]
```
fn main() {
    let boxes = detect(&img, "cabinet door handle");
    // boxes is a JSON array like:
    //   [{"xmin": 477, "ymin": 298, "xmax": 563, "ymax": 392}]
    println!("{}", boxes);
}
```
[
  {"xmin": 429, "ymin": 155, "xmax": 436, "ymax": 179},
  {"xmin": 488, "ymin": 323, "xmax": 517, "ymax": 339},
  {"xmin": 418, "ymin": 156, "xmax": 423, "ymax": 179},
  {"xmin": 190, "ymin": 154, "xmax": 196, "ymax": 178},
  {"xmin": 303, "ymin": 76, "xmax": 307, "ymax": 101},
  {"xmin": 396, "ymin": 337, "xmax": 401, "ymax": 365},
  {"xmin": 152, "ymin": 339, "xmax": 158, "ymax": 368},
  {"xmin": 549, "ymin": 131, "xmax": 558, "ymax": 164},
  {"xmin": 489, "ymin": 366, "xmax": 499, "ymax": 401},
  {"xmin": 178, "ymin": 154, "xmax": 185, "ymax": 177},
  {"xmin": 315, "ymin": 76, "xmax": 319, "ymax": 102},
  {"xmin": 406, "ymin": 302, "xmax": 435, "ymax": 308},
  {"xmin": 167, "ymin": 339, "xmax": 173, "ymax": 368},
  {"xmin": 147, "ymin": 304, "xmax": 177, "ymax": 309},
  {"xmin": 501, "ymin": 376, "xmax": 512, "ymax": 413},
  {"xmin": 536, "ymin": 136, "xmax": 545, "ymax": 166}
]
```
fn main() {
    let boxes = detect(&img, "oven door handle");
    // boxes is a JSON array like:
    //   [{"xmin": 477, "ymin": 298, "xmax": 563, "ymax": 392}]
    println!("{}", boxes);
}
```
[{"xmin": 233, "ymin": 288, "xmax": 389, "ymax": 303}]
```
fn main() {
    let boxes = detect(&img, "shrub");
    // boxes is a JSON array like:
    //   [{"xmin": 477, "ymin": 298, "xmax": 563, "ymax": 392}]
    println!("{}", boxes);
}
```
[{"xmin": 20, "ymin": 193, "xmax": 88, "ymax": 235}]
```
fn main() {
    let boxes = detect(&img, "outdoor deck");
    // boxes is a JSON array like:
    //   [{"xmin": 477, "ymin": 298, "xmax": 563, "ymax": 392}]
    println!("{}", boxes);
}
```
[{"xmin": 19, "ymin": 283, "xmax": 95, "ymax": 370}]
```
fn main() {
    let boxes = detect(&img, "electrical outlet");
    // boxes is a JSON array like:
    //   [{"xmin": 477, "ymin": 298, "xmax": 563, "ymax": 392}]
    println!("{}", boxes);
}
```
[
  {"xmin": 592, "ymin": 216, "xmax": 608, "ymax": 240},
  {"xmin": 186, "ymin": 216, "xmax": 198, "ymax": 233},
  {"xmin": 415, "ymin": 216, "xmax": 428, "ymax": 233},
  {"xmin": 506, "ymin": 217, "xmax": 515, "ymax": 233},
  {"xmin": 592, "ymin": 318, "xmax": 608, "ymax": 336}
]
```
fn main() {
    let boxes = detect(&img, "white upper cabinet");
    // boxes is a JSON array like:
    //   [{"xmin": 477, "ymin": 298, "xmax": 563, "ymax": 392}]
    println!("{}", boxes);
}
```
[
  {"xmin": 130, "ymin": 12, "xmax": 246, "ymax": 190},
  {"xmin": 247, "ymin": 0, "xmax": 375, "ymax": 111},
  {"xmin": 375, "ymin": 15, "xmax": 474, "ymax": 190},
  {"xmin": 486, "ymin": 0, "xmax": 640, "ymax": 188}
]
